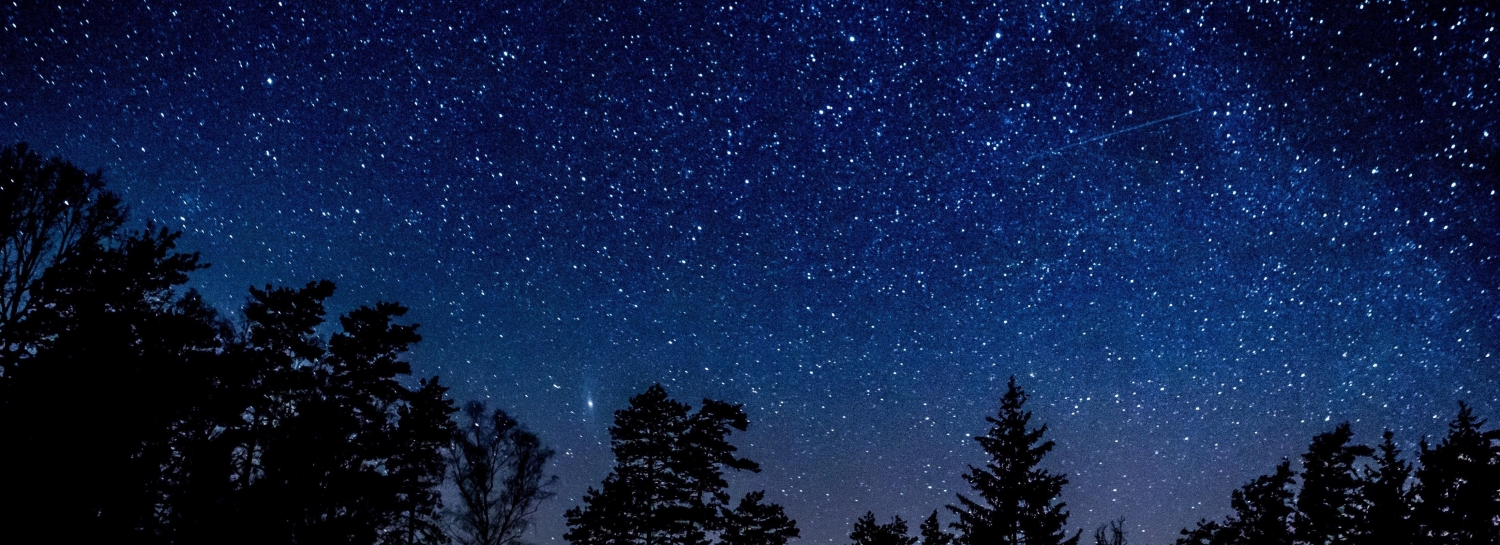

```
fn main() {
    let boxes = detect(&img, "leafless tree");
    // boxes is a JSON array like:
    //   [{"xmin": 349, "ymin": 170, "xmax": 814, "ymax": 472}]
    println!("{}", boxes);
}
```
[{"xmin": 447, "ymin": 401, "xmax": 558, "ymax": 545}]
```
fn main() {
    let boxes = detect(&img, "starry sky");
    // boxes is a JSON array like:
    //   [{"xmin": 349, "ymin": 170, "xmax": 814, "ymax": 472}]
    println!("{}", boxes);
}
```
[{"xmin": 2, "ymin": 0, "xmax": 1497, "ymax": 543}]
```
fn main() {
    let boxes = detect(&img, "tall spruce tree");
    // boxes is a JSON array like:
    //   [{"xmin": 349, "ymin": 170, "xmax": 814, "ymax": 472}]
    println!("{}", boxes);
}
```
[
  {"xmin": 564, "ymin": 384, "xmax": 796, "ymax": 545},
  {"xmin": 1294, "ymin": 423, "xmax": 1372, "ymax": 545},
  {"xmin": 1360, "ymin": 430, "xmax": 1416, "ymax": 545},
  {"xmin": 850, "ymin": 513, "xmax": 917, "ymax": 545},
  {"xmin": 948, "ymin": 377, "xmax": 1079, "ymax": 545},
  {"xmin": 1413, "ymin": 403, "xmax": 1500, "ymax": 545}
]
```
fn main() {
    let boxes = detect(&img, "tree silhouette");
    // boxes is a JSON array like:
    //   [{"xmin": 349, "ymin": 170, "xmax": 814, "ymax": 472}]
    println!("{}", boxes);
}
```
[
  {"xmin": 1294, "ymin": 422, "xmax": 1372, "ymax": 545},
  {"xmin": 1174, "ymin": 460, "xmax": 1296, "ymax": 545},
  {"xmin": 947, "ymin": 376, "xmax": 1079, "ymax": 545},
  {"xmin": 720, "ymin": 491, "xmax": 800, "ymax": 545},
  {"xmin": 1174, "ymin": 519, "xmax": 1232, "ymax": 545},
  {"xmin": 1231, "ymin": 460, "xmax": 1297, "ymax": 545},
  {"xmin": 850, "ymin": 512, "xmax": 917, "ymax": 545},
  {"xmin": 1360, "ymin": 430, "xmax": 1416, "ymax": 544},
  {"xmin": 918, "ymin": 511, "xmax": 953, "ymax": 545},
  {"xmin": 0, "ymin": 143, "xmax": 214, "ymax": 540},
  {"xmin": 448, "ymin": 401, "xmax": 559, "ymax": 545},
  {"xmin": 386, "ymin": 377, "xmax": 461, "ymax": 545},
  {"xmin": 1092, "ymin": 518, "xmax": 1126, "ymax": 545},
  {"xmin": 146, "ymin": 282, "xmax": 455, "ymax": 545},
  {"xmin": 0, "ymin": 147, "xmax": 460, "ymax": 543},
  {"xmin": 1414, "ymin": 403, "xmax": 1500, "ymax": 545},
  {"xmin": 564, "ymin": 384, "xmax": 795, "ymax": 545},
  {"xmin": 221, "ymin": 283, "xmax": 456, "ymax": 543},
  {"xmin": 0, "ymin": 143, "xmax": 125, "ymax": 344}
]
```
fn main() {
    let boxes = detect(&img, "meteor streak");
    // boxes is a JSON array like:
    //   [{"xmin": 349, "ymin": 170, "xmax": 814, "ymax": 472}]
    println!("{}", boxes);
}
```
[{"xmin": 1025, "ymin": 107, "xmax": 1204, "ymax": 162}]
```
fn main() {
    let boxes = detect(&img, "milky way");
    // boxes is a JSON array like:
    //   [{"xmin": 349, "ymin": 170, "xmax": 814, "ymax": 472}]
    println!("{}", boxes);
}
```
[{"xmin": 2, "ymin": 1, "xmax": 1496, "ymax": 542}]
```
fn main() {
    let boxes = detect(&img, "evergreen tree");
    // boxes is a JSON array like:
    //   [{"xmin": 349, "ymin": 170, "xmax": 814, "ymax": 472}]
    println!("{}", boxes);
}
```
[
  {"xmin": 1293, "ymin": 422, "xmax": 1372, "ymax": 545},
  {"xmin": 161, "ymin": 282, "xmax": 456, "ymax": 545},
  {"xmin": 721, "ymin": 491, "xmax": 800, "ymax": 545},
  {"xmin": 448, "ymin": 401, "xmax": 558, "ymax": 545},
  {"xmin": 947, "ymin": 376, "xmax": 1079, "ymax": 545},
  {"xmin": 1360, "ymin": 430, "xmax": 1416, "ymax": 545},
  {"xmin": 1231, "ymin": 460, "xmax": 1296, "ymax": 545},
  {"xmin": 1413, "ymin": 403, "xmax": 1500, "ymax": 545},
  {"xmin": 919, "ymin": 511, "xmax": 953, "ymax": 545},
  {"xmin": 384, "ymin": 377, "xmax": 461, "ymax": 545},
  {"xmin": 564, "ymin": 384, "xmax": 796, "ymax": 545},
  {"xmin": 850, "ymin": 512, "xmax": 917, "ymax": 545}
]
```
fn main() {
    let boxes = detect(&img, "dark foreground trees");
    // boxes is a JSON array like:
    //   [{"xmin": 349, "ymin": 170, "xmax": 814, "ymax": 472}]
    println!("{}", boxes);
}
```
[
  {"xmin": 850, "ymin": 513, "xmax": 917, "ymax": 545},
  {"xmin": 0, "ymin": 144, "xmax": 462, "ymax": 544},
  {"xmin": 1413, "ymin": 403, "xmax": 1500, "ymax": 545},
  {"xmin": 4, "ymin": 144, "xmax": 1498, "ymax": 545},
  {"xmin": 829, "ymin": 378, "xmax": 1498, "ymax": 545},
  {"xmin": 172, "ymin": 282, "xmax": 457, "ymax": 545},
  {"xmin": 565, "ymin": 383, "xmax": 798, "ymax": 545},
  {"xmin": 1295, "ymin": 423, "xmax": 1372, "ymax": 545},
  {"xmin": 1176, "ymin": 405, "xmax": 1500, "ymax": 545},
  {"xmin": 0, "ymin": 142, "xmax": 219, "ymax": 540}
]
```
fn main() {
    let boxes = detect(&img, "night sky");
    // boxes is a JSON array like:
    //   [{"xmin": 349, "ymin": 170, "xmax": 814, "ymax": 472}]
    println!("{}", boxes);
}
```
[{"xmin": 2, "ymin": 1, "xmax": 1497, "ymax": 543}]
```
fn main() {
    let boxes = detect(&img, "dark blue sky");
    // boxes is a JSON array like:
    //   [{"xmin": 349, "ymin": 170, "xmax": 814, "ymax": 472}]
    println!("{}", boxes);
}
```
[{"xmin": 3, "ymin": 1, "xmax": 1497, "ymax": 542}]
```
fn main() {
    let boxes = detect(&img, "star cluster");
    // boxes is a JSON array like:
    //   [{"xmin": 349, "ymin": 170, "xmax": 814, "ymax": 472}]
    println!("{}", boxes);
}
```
[{"xmin": 2, "ymin": 1, "xmax": 1496, "ymax": 542}]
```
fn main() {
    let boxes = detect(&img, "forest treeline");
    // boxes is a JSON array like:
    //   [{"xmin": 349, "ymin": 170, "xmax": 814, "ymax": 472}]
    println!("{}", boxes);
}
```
[
  {"xmin": 0, "ymin": 144, "xmax": 557, "ymax": 544},
  {"xmin": 0, "ymin": 144, "xmax": 1497, "ymax": 545}
]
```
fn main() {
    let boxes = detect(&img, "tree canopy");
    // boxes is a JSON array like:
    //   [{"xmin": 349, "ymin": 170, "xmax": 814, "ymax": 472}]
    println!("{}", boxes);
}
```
[
  {"xmin": 565, "ymin": 383, "xmax": 797, "ymax": 545},
  {"xmin": 0, "ymin": 144, "xmax": 463, "ymax": 545}
]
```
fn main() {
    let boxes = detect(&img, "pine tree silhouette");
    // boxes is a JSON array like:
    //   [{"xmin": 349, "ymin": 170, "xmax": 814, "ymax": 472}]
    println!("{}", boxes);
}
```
[
  {"xmin": 948, "ymin": 376, "xmax": 1080, "ymax": 545},
  {"xmin": 1230, "ymin": 460, "xmax": 1296, "ymax": 545},
  {"xmin": 721, "ymin": 491, "xmax": 800, "ymax": 545},
  {"xmin": 160, "ymin": 282, "xmax": 456, "ymax": 544},
  {"xmin": 919, "ymin": 511, "xmax": 953, "ymax": 545},
  {"xmin": 565, "ymin": 384, "xmax": 796, "ymax": 545},
  {"xmin": 1414, "ymin": 403, "xmax": 1500, "ymax": 545},
  {"xmin": 386, "ymin": 377, "xmax": 460, "ymax": 545},
  {"xmin": 1294, "ymin": 422, "xmax": 1373, "ymax": 545},
  {"xmin": 1360, "ymin": 430, "xmax": 1416, "ymax": 545}
]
